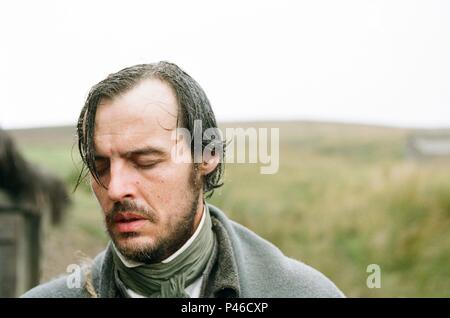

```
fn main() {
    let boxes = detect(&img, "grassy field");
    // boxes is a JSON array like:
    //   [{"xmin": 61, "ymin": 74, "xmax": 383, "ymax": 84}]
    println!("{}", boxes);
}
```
[{"xmin": 9, "ymin": 121, "xmax": 450, "ymax": 297}]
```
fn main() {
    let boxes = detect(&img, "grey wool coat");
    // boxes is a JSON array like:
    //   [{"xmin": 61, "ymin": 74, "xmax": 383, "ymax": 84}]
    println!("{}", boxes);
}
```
[{"xmin": 22, "ymin": 204, "xmax": 344, "ymax": 298}]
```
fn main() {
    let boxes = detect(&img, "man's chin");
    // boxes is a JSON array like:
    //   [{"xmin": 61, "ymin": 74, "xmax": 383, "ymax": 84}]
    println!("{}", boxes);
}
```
[
  {"xmin": 112, "ymin": 234, "xmax": 163, "ymax": 263},
  {"xmin": 113, "ymin": 231, "xmax": 153, "ymax": 246}
]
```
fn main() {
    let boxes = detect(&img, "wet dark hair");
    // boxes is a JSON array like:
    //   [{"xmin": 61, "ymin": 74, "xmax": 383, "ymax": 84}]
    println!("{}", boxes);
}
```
[{"xmin": 76, "ymin": 61, "xmax": 225, "ymax": 198}]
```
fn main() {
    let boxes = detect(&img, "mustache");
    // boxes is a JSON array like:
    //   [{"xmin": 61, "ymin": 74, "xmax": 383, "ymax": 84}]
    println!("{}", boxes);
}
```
[{"xmin": 106, "ymin": 200, "xmax": 158, "ymax": 224}]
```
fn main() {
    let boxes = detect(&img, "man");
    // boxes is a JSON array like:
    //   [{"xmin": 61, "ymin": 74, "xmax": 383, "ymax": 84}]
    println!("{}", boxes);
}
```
[{"xmin": 22, "ymin": 62, "xmax": 343, "ymax": 298}]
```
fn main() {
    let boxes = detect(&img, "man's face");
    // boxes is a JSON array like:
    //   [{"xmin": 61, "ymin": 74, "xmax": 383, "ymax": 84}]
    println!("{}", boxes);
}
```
[{"xmin": 91, "ymin": 78, "xmax": 203, "ymax": 263}]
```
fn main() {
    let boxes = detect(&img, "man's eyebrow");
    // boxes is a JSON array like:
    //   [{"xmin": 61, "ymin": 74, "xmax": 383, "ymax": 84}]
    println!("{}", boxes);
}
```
[
  {"xmin": 93, "ymin": 146, "xmax": 167, "ymax": 160},
  {"xmin": 122, "ymin": 146, "xmax": 167, "ymax": 158}
]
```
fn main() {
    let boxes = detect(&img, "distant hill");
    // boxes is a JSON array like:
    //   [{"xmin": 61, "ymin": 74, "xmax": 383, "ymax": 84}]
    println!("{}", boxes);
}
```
[
  {"xmin": 7, "ymin": 125, "xmax": 77, "ymax": 147},
  {"xmin": 6, "ymin": 120, "xmax": 412, "ymax": 146},
  {"xmin": 6, "ymin": 120, "xmax": 450, "ymax": 159}
]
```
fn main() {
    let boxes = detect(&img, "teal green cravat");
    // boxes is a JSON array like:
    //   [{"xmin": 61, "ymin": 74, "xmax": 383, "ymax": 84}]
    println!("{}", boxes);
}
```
[{"xmin": 112, "ymin": 206, "xmax": 215, "ymax": 298}]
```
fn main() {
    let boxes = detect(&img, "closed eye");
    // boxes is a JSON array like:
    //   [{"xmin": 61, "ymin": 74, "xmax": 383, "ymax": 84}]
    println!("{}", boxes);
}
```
[{"xmin": 133, "ymin": 159, "xmax": 162, "ymax": 170}]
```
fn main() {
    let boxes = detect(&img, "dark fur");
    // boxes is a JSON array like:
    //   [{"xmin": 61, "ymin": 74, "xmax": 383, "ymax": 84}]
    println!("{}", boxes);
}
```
[{"xmin": 0, "ymin": 129, "xmax": 70, "ymax": 225}]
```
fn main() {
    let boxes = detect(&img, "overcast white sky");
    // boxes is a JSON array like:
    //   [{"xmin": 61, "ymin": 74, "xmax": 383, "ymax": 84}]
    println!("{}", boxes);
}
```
[{"xmin": 1, "ymin": 0, "xmax": 449, "ymax": 129}]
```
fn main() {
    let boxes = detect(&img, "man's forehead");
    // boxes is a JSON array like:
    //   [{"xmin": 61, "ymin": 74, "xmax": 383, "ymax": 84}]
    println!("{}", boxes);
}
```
[
  {"xmin": 93, "ymin": 128, "xmax": 174, "ymax": 156},
  {"xmin": 92, "ymin": 79, "xmax": 180, "ymax": 155},
  {"xmin": 95, "ymin": 78, "xmax": 179, "ymax": 132}
]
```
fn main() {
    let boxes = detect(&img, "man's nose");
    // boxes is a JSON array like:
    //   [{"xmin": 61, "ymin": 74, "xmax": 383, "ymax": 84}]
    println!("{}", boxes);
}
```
[{"xmin": 107, "ymin": 162, "xmax": 136, "ymax": 202}]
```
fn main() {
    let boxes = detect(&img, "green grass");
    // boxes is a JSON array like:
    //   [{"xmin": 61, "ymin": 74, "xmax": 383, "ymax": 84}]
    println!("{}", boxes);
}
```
[{"xmin": 10, "ymin": 121, "xmax": 450, "ymax": 297}]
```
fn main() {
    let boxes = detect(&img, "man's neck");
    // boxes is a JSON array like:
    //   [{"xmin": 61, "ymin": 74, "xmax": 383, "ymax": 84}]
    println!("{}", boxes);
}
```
[
  {"xmin": 192, "ymin": 197, "xmax": 205, "ymax": 234},
  {"xmin": 162, "ymin": 203, "xmax": 206, "ymax": 263}
]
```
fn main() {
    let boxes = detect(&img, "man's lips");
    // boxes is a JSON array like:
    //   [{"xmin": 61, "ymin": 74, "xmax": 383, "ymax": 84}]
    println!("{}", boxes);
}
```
[
  {"xmin": 113, "ymin": 212, "xmax": 148, "ymax": 233},
  {"xmin": 113, "ymin": 212, "xmax": 147, "ymax": 222}
]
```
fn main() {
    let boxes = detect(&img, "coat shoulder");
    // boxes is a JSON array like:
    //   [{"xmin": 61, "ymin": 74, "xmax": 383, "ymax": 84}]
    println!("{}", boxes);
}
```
[
  {"xmin": 20, "ymin": 275, "xmax": 90, "ymax": 298},
  {"xmin": 209, "ymin": 205, "xmax": 344, "ymax": 298},
  {"xmin": 235, "ymin": 221, "xmax": 344, "ymax": 297},
  {"xmin": 283, "ymin": 257, "xmax": 345, "ymax": 297},
  {"xmin": 21, "ymin": 250, "xmax": 107, "ymax": 298}
]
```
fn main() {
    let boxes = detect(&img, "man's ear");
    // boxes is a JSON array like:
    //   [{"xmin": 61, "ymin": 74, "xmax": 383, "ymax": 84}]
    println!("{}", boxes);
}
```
[{"xmin": 200, "ymin": 147, "xmax": 220, "ymax": 176}]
